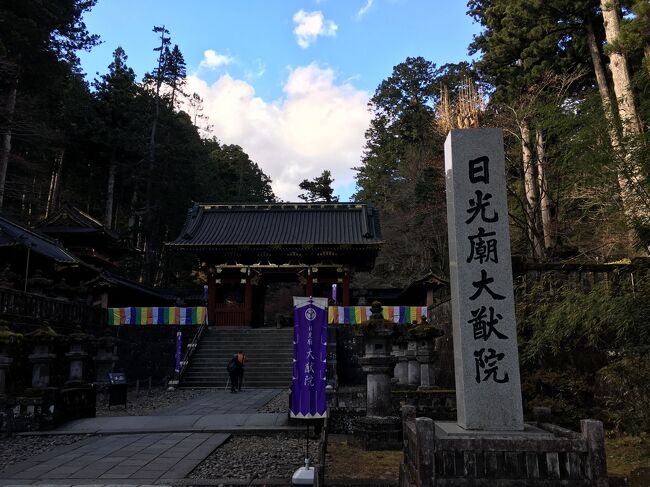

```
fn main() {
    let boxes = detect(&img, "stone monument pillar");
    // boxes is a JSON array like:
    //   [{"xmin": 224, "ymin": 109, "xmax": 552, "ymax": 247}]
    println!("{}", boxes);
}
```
[
  {"xmin": 445, "ymin": 128, "xmax": 524, "ymax": 430},
  {"xmin": 397, "ymin": 128, "xmax": 610, "ymax": 486}
]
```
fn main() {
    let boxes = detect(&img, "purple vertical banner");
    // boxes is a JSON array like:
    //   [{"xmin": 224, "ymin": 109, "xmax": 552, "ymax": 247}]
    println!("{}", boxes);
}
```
[
  {"xmin": 291, "ymin": 297, "xmax": 328, "ymax": 418},
  {"xmin": 174, "ymin": 331, "xmax": 182, "ymax": 373},
  {"xmin": 331, "ymin": 284, "xmax": 337, "ymax": 304}
]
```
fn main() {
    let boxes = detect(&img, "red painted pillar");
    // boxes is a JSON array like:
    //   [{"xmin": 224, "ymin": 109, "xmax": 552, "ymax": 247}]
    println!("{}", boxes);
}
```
[
  {"xmin": 342, "ymin": 272, "xmax": 350, "ymax": 306},
  {"xmin": 244, "ymin": 277, "xmax": 253, "ymax": 326},
  {"xmin": 208, "ymin": 275, "xmax": 217, "ymax": 325}
]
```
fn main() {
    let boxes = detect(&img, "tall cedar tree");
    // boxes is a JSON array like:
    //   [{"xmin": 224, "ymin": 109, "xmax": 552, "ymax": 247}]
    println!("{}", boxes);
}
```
[
  {"xmin": 0, "ymin": 0, "xmax": 99, "ymax": 212},
  {"xmin": 354, "ymin": 57, "xmax": 451, "ymax": 284}
]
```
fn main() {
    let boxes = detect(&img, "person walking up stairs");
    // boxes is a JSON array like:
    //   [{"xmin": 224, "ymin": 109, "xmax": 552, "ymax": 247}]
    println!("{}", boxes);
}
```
[
  {"xmin": 227, "ymin": 354, "xmax": 239, "ymax": 393},
  {"xmin": 236, "ymin": 350, "xmax": 248, "ymax": 391}
]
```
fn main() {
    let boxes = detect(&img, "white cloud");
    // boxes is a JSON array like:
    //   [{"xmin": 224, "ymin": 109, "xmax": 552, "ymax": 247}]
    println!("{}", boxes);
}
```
[
  {"xmin": 292, "ymin": 10, "xmax": 338, "ymax": 48},
  {"xmin": 183, "ymin": 64, "xmax": 371, "ymax": 201},
  {"xmin": 357, "ymin": 0, "xmax": 374, "ymax": 17},
  {"xmin": 198, "ymin": 49, "xmax": 234, "ymax": 70}
]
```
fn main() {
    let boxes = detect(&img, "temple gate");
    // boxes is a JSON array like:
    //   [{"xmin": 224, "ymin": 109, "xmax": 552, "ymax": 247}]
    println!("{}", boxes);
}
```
[{"xmin": 168, "ymin": 203, "xmax": 383, "ymax": 327}]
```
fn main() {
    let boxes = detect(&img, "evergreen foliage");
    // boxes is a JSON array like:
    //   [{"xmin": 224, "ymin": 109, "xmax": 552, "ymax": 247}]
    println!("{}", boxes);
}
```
[
  {"xmin": 298, "ymin": 170, "xmax": 338, "ymax": 202},
  {"xmin": 516, "ymin": 271, "xmax": 650, "ymax": 431},
  {"xmin": 0, "ymin": 2, "xmax": 275, "ymax": 284}
]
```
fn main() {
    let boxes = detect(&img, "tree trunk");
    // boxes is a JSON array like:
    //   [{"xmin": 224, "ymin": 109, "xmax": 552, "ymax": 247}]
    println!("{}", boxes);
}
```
[
  {"xmin": 586, "ymin": 18, "xmax": 622, "ymax": 151},
  {"xmin": 535, "ymin": 129, "xmax": 553, "ymax": 250},
  {"xmin": 105, "ymin": 152, "xmax": 117, "ymax": 228},
  {"xmin": 127, "ymin": 188, "xmax": 138, "ymax": 242},
  {"xmin": 600, "ymin": 2, "xmax": 650, "ymax": 244},
  {"xmin": 586, "ymin": 17, "xmax": 648, "ymax": 245},
  {"xmin": 520, "ymin": 120, "xmax": 544, "ymax": 259},
  {"xmin": 45, "ymin": 150, "xmax": 64, "ymax": 218},
  {"xmin": 600, "ymin": 0, "xmax": 642, "ymax": 137},
  {"xmin": 0, "ymin": 76, "xmax": 18, "ymax": 211}
]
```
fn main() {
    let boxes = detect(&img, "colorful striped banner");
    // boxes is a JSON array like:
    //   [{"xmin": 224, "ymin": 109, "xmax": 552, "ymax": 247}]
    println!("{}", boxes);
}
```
[
  {"xmin": 108, "ymin": 307, "xmax": 207, "ymax": 326},
  {"xmin": 327, "ymin": 306, "xmax": 427, "ymax": 325}
]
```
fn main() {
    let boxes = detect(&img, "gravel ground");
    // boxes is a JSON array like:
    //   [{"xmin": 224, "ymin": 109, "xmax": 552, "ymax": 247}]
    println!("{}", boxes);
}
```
[
  {"xmin": 189, "ymin": 434, "xmax": 321, "ymax": 480},
  {"xmin": 0, "ymin": 434, "xmax": 90, "ymax": 473},
  {"xmin": 256, "ymin": 389, "xmax": 290, "ymax": 413},
  {"xmin": 95, "ymin": 387, "xmax": 216, "ymax": 416}
]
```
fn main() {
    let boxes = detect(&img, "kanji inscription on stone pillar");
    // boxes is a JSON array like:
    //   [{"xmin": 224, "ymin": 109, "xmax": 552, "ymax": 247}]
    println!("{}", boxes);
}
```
[{"xmin": 445, "ymin": 128, "xmax": 524, "ymax": 431}]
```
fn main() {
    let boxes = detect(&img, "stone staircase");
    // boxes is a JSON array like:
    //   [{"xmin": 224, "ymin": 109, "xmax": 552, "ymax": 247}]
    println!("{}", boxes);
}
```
[{"xmin": 180, "ymin": 327, "xmax": 294, "ymax": 388}]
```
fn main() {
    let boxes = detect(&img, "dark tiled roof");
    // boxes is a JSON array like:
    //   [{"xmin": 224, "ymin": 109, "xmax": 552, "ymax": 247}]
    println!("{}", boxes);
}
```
[
  {"xmin": 87, "ymin": 271, "xmax": 175, "ymax": 302},
  {"xmin": 0, "ymin": 216, "xmax": 80, "ymax": 264},
  {"xmin": 168, "ymin": 203, "xmax": 383, "ymax": 247},
  {"xmin": 36, "ymin": 203, "xmax": 120, "ymax": 240}
]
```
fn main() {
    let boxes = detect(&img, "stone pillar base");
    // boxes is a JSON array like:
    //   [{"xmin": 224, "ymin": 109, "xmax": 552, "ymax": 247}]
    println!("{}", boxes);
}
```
[{"xmin": 400, "ymin": 413, "xmax": 609, "ymax": 486}]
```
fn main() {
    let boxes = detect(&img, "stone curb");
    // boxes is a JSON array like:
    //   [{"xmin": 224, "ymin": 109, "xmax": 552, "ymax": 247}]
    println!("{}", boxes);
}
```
[{"xmin": 16, "ymin": 427, "xmax": 301, "ymax": 437}]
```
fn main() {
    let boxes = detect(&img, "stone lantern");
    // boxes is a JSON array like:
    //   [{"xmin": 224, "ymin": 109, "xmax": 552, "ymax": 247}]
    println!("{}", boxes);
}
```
[
  {"xmin": 94, "ymin": 332, "xmax": 118, "ymax": 383},
  {"xmin": 0, "ymin": 326, "xmax": 21, "ymax": 398},
  {"xmin": 65, "ymin": 327, "xmax": 90, "ymax": 385},
  {"xmin": 355, "ymin": 301, "xmax": 402, "ymax": 450},
  {"xmin": 391, "ymin": 330, "xmax": 408, "ymax": 385},
  {"xmin": 408, "ymin": 316, "xmax": 444, "ymax": 389},
  {"xmin": 27, "ymin": 325, "xmax": 59, "ymax": 389},
  {"xmin": 405, "ymin": 334, "xmax": 420, "ymax": 386}
]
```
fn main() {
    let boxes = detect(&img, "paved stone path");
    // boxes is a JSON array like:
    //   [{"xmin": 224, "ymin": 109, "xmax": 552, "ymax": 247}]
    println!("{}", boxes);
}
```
[
  {"xmin": 37, "ymin": 389, "xmax": 288, "ymax": 435},
  {"xmin": 1, "ymin": 432, "xmax": 227, "ymax": 484},
  {"xmin": 0, "ymin": 389, "xmax": 289, "ymax": 486}
]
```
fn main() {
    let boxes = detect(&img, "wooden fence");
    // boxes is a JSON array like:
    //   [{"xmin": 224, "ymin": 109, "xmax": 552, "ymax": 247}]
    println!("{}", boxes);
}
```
[{"xmin": 213, "ymin": 303, "xmax": 246, "ymax": 326}]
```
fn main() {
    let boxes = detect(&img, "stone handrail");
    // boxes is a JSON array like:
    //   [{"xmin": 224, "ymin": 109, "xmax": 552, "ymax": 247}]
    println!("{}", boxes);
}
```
[{"xmin": 172, "ymin": 318, "xmax": 207, "ymax": 387}]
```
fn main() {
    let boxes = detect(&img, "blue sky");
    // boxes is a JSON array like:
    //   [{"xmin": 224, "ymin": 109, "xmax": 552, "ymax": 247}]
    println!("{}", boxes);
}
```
[{"xmin": 79, "ymin": 0, "xmax": 482, "ymax": 201}]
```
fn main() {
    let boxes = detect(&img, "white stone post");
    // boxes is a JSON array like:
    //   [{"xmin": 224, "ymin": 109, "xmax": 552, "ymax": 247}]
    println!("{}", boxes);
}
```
[{"xmin": 445, "ymin": 128, "xmax": 524, "ymax": 431}]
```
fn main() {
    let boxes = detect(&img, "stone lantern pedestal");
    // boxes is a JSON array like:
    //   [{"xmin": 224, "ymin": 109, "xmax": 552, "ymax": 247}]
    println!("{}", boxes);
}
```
[
  {"xmin": 66, "ymin": 330, "xmax": 89, "ymax": 386},
  {"xmin": 0, "ymin": 350, "xmax": 13, "ymax": 399},
  {"xmin": 94, "ymin": 334, "xmax": 118, "ymax": 383},
  {"xmin": 0, "ymin": 327, "xmax": 20, "ymax": 399},
  {"xmin": 406, "ymin": 339, "xmax": 420, "ymax": 386},
  {"xmin": 354, "ymin": 302, "xmax": 402, "ymax": 450},
  {"xmin": 408, "ymin": 321, "xmax": 444, "ymax": 389},
  {"xmin": 27, "ymin": 326, "xmax": 60, "ymax": 389},
  {"xmin": 417, "ymin": 341, "xmax": 438, "ymax": 389},
  {"xmin": 392, "ymin": 337, "xmax": 408, "ymax": 385},
  {"xmin": 29, "ymin": 344, "xmax": 56, "ymax": 389}
]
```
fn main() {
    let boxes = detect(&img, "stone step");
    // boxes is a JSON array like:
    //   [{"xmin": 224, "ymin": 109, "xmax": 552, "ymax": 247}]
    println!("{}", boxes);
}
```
[
  {"xmin": 184, "ymin": 368, "xmax": 292, "ymax": 374},
  {"xmin": 188, "ymin": 362, "xmax": 293, "ymax": 368},
  {"xmin": 180, "ymin": 327, "xmax": 295, "ymax": 388},
  {"xmin": 192, "ymin": 355, "xmax": 293, "ymax": 360}
]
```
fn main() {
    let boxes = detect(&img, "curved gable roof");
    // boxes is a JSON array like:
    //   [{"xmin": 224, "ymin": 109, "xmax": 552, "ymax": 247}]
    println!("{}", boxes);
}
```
[
  {"xmin": 0, "ymin": 216, "xmax": 80, "ymax": 264},
  {"xmin": 168, "ymin": 203, "xmax": 383, "ymax": 248}
]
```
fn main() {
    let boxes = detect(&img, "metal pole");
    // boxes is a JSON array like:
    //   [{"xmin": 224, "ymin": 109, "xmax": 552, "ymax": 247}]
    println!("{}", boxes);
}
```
[
  {"xmin": 306, "ymin": 423, "xmax": 309, "ymax": 464},
  {"xmin": 23, "ymin": 247, "xmax": 30, "ymax": 293}
]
